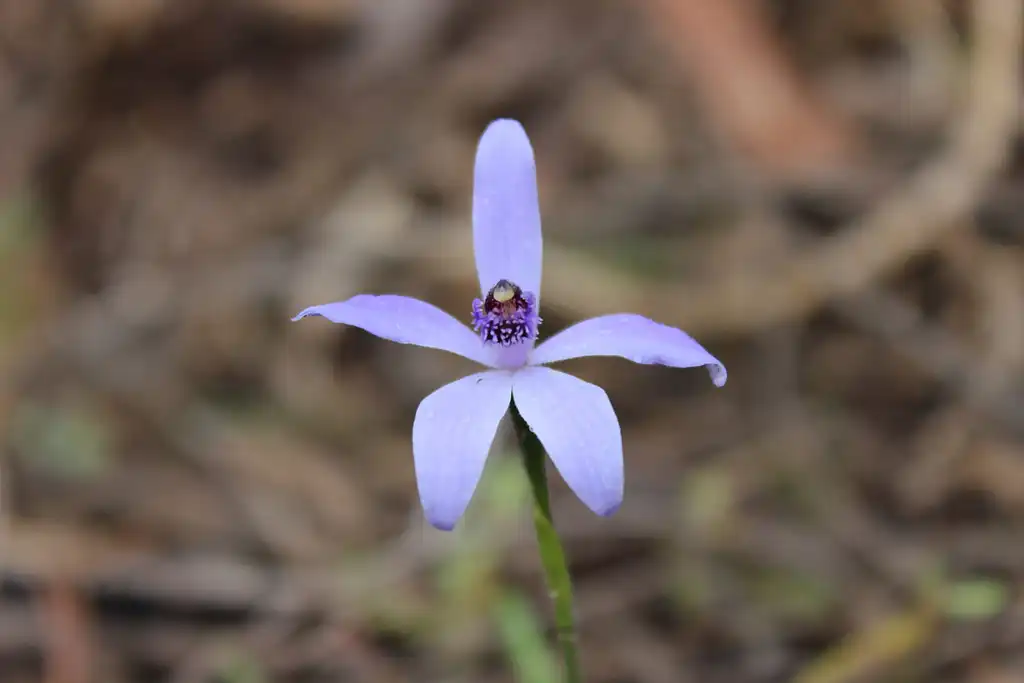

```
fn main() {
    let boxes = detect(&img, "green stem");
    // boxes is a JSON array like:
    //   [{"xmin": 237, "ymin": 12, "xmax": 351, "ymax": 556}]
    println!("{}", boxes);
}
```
[{"xmin": 510, "ymin": 403, "xmax": 581, "ymax": 683}]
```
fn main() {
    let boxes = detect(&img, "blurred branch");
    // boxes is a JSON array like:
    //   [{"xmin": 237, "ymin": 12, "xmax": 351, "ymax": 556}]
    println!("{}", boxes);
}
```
[
  {"xmin": 793, "ymin": 602, "xmax": 939, "ymax": 683},
  {"xmin": 41, "ymin": 580, "xmax": 93, "ymax": 683},
  {"xmin": 637, "ymin": 0, "xmax": 855, "ymax": 175}
]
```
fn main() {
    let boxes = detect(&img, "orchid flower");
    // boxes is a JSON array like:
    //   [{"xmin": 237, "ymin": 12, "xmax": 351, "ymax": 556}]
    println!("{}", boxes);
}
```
[{"xmin": 293, "ymin": 119, "xmax": 726, "ymax": 531}]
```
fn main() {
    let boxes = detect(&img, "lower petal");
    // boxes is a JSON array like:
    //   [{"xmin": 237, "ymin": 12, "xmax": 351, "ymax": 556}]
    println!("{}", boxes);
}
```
[
  {"xmin": 512, "ymin": 367, "xmax": 623, "ymax": 516},
  {"xmin": 413, "ymin": 371, "xmax": 513, "ymax": 530},
  {"xmin": 293, "ymin": 295, "xmax": 493, "ymax": 367},
  {"xmin": 529, "ymin": 314, "xmax": 727, "ymax": 386}
]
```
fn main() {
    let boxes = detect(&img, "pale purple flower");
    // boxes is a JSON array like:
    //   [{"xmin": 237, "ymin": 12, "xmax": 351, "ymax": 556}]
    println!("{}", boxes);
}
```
[{"xmin": 293, "ymin": 119, "xmax": 726, "ymax": 530}]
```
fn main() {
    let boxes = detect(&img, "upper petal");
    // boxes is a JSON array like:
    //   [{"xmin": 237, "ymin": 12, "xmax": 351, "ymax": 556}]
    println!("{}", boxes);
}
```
[
  {"xmin": 512, "ymin": 367, "xmax": 623, "ymax": 516},
  {"xmin": 530, "ymin": 314, "xmax": 727, "ymax": 387},
  {"xmin": 293, "ymin": 295, "xmax": 492, "ymax": 367},
  {"xmin": 413, "ymin": 371, "xmax": 513, "ymax": 530},
  {"xmin": 473, "ymin": 119, "xmax": 543, "ymax": 299}
]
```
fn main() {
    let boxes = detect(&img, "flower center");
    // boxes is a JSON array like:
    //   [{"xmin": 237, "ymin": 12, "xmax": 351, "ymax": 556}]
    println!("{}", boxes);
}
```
[{"xmin": 471, "ymin": 279, "xmax": 540, "ymax": 346}]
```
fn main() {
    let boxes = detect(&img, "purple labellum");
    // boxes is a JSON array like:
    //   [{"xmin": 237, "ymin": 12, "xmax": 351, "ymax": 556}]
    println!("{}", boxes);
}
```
[{"xmin": 471, "ymin": 279, "xmax": 541, "ymax": 346}]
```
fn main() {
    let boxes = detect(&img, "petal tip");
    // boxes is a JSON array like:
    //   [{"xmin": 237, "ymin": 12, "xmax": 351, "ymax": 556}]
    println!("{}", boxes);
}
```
[
  {"xmin": 478, "ymin": 118, "xmax": 534, "ymax": 158},
  {"xmin": 291, "ymin": 308, "xmax": 315, "ymax": 321},
  {"xmin": 708, "ymin": 363, "xmax": 728, "ymax": 387},
  {"xmin": 482, "ymin": 117, "xmax": 527, "ymax": 137},
  {"xmin": 596, "ymin": 499, "xmax": 622, "ymax": 517},
  {"xmin": 424, "ymin": 509, "xmax": 458, "ymax": 532}
]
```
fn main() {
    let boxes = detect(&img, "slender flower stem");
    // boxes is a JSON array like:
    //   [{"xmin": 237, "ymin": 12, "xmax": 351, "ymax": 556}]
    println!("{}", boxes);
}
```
[{"xmin": 510, "ymin": 403, "xmax": 581, "ymax": 683}]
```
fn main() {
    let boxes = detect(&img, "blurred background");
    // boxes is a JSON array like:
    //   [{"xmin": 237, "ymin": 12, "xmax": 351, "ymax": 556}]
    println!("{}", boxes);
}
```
[{"xmin": 1, "ymin": 0, "xmax": 1023, "ymax": 681}]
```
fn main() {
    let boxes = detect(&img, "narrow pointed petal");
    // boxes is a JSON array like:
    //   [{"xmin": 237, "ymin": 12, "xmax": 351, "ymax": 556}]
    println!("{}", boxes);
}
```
[
  {"xmin": 473, "ymin": 119, "xmax": 543, "ymax": 298},
  {"xmin": 413, "ymin": 371, "xmax": 513, "ymax": 530},
  {"xmin": 293, "ymin": 295, "xmax": 492, "ymax": 367},
  {"xmin": 512, "ymin": 367, "xmax": 623, "ymax": 516},
  {"xmin": 530, "ymin": 314, "xmax": 727, "ymax": 387}
]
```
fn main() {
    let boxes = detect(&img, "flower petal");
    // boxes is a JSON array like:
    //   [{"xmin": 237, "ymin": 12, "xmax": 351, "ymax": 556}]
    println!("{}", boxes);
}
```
[
  {"xmin": 413, "ymin": 371, "xmax": 512, "ymax": 530},
  {"xmin": 473, "ymin": 119, "xmax": 543, "ymax": 299},
  {"xmin": 512, "ymin": 367, "xmax": 623, "ymax": 516},
  {"xmin": 530, "ymin": 314, "xmax": 727, "ymax": 387},
  {"xmin": 293, "ymin": 295, "xmax": 493, "ymax": 367}
]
